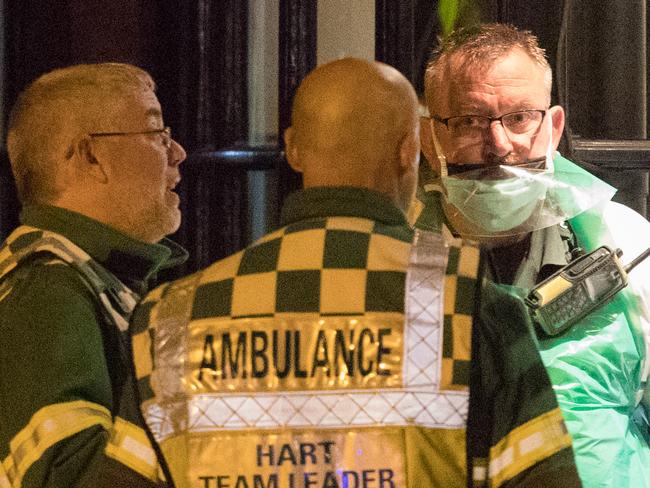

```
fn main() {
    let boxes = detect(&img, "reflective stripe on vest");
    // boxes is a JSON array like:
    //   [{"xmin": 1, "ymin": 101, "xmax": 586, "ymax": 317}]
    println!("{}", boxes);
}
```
[
  {"xmin": 0, "ymin": 226, "xmax": 162, "ymax": 485},
  {"xmin": 143, "ymin": 229, "xmax": 476, "ymax": 439},
  {"xmin": 0, "ymin": 226, "xmax": 138, "ymax": 331},
  {"xmin": 1, "ymin": 401, "xmax": 112, "ymax": 487},
  {"xmin": 106, "ymin": 417, "xmax": 161, "ymax": 482},
  {"xmin": 0, "ymin": 400, "xmax": 160, "ymax": 487}
]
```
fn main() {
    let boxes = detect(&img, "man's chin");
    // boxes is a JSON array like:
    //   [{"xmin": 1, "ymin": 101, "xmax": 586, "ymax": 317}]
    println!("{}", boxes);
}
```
[
  {"xmin": 147, "ymin": 208, "xmax": 181, "ymax": 243},
  {"xmin": 164, "ymin": 210, "xmax": 182, "ymax": 237}
]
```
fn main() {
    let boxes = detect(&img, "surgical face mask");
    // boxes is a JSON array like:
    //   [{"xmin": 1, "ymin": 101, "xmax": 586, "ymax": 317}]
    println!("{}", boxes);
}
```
[
  {"xmin": 443, "ymin": 172, "xmax": 548, "ymax": 233},
  {"xmin": 427, "ymin": 114, "xmax": 614, "ymax": 237}
]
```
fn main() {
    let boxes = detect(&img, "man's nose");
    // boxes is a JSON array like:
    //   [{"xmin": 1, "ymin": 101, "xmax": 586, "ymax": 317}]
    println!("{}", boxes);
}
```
[
  {"xmin": 169, "ymin": 139, "xmax": 187, "ymax": 166},
  {"xmin": 482, "ymin": 121, "xmax": 513, "ymax": 159}
]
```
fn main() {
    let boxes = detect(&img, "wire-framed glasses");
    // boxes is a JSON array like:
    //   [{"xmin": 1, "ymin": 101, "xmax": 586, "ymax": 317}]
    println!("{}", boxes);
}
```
[
  {"xmin": 433, "ymin": 110, "xmax": 546, "ymax": 138},
  {"xmin": 88, "ymin": 126, "xmax": 172, "ymax": 148}
]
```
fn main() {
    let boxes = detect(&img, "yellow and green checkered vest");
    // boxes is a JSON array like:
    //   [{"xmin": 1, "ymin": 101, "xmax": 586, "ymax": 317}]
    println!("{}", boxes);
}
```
[
  {"xmin": 133, "ymin": 215, "xmax": 484, "ymax": 488},
  {"xmin": 0, "ymin": 225, "xmax": 168, "ymax": 487}
]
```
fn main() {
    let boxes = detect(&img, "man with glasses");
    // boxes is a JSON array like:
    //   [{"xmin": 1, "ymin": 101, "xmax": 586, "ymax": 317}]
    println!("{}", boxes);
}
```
[
  {"xmin": 416, "ymin": 22, "xmax": 650, "ymax": 486},
  {"xmin": 0, "ymin": 63, "xmax": 187, "ymax": 487}
]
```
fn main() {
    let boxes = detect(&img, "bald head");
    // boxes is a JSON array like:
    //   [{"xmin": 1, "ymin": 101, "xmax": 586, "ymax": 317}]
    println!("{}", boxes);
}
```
[{"xmin": 284, "ymin": 58, "xmax": 420, "ymax": 213}]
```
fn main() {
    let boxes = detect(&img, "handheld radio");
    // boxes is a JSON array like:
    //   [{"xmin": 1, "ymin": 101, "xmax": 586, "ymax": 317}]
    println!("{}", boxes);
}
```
[{"xmin": 526, "ymin": 245, "xmax": 650, "ymax": 336}]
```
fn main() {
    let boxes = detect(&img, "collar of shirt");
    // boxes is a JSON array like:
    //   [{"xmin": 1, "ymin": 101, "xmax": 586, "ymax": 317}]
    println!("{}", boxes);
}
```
[
  {"xmin": 497, "ymin": 224, "xmax": 570, "ymax": 289},
  {"xmin": 412, "ymin": 185, "xmax": 446, "ymax": 232},
  {"xmin": 280, "ymin": 187, "xmax": 409, "ymax": 228},
  {"xmin": 20, "ymin": 204, "xmax": 188, "ymax": 293}
]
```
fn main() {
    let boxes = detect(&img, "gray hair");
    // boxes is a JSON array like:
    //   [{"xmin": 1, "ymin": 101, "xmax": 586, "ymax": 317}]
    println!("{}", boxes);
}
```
[
  {"xmin": 424, "ymin": 23, "xmax": 552, "ymax": 109},
  {"xmin": 7, "ymin": 62, "xmax": 155, "ymax": 204}
]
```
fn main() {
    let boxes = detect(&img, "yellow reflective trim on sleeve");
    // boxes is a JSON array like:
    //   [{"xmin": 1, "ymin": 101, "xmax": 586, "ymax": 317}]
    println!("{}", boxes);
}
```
[
  {"xmin": 489, "ymin": 407, "xmax": 572, "ymax": 487},
  {"xmin": 0, "ymin": 283, "xmax": 13, "ymax": 303},
  {"xmin": 2, "ymin": 400, "xmax": 112, "ymax": 487},
  {"xmin": 105, "ymin": 417, "xmax": 159, "ymax": 482}
]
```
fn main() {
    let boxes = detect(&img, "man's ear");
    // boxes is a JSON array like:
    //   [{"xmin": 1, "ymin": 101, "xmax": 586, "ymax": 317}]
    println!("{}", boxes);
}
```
[
  {"xmin": 419, "ymin": 116, "xmax": 441, "ymax": 175},
  {"xmin": 549, "ymin": 105, "xmax": 565, "ymax": 151},
  {"xmin": 283, "ymin": 127, "xmax": 303, "ymax": 173},
  {"xmin": 399, "ymin": 127, "xmax": 420, "ymax": 175},
  {"xmin": 75, "ymin": 137, "xmax": 109, "ymax": 183}
]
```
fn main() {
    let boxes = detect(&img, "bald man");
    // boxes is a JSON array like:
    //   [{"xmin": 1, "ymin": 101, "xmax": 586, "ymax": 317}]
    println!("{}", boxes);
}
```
[
  {"xmin": 283, "ymin": 58, "xmax": 419, "ymax": 212},
  {"xmin": 130, "ymin": 58, "xmax": 579, "ymax": 487}
]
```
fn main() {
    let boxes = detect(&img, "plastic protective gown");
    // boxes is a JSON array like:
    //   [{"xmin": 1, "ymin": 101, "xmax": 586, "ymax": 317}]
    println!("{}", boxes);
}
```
[{"xmin": 537, "ymin": 156, "xmax": 650, "ymax": 487}]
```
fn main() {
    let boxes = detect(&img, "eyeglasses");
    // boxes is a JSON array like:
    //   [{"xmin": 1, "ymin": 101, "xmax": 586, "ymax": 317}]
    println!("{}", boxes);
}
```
[
  {"xmin": 88, "ymin": 126, "xmax": 172, "ymax": 148},
  {"xmin": 433, "ymin": 110, "xmax": 546, "ymax": 138}
]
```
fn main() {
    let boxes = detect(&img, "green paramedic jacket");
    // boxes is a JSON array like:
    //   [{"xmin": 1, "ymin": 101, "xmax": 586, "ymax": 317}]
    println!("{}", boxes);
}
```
[
  {"xmin": 0, "ymin": 205, "xmax": 186, "ymax": 487},
  {"xmin": 132, "ymin": 187, "xmax": 580, "ymax": 487}
]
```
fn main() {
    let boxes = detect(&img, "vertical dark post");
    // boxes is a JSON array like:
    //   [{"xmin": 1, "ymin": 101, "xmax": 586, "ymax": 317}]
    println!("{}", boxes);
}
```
[
  {"xmin": 565, "ymin": 0, "xmax": 649, "ymax": 216},
  {"xmin": 375, "ymin": 1, "xmax": 417, "ymax": 85},
  {"xmin": 567, "ymin": 1, "xmax": 646, "ymax": 139},
  {"xmin": 277, "ymin": 0, "xmax": 317, "ymax": 207},
  {"xmin": 491, "ymin": 0, "xmax": 565, "ymax": 104}
]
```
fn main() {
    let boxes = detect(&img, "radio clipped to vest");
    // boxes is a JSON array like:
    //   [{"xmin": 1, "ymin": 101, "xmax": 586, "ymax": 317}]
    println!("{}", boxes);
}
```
[{"xmin": 526, "ymin": 245, "xmax": 650, "ymax": 336}]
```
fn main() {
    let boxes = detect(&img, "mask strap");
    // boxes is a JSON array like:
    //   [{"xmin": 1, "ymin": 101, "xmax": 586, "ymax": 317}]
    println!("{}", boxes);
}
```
[
  {"xmin": 430, "ymin": 119, "xmax": 448, "ymax": 178},
  {"xmin": 544, "ymin": 112, "xmax": 555, "ymax": 172}
]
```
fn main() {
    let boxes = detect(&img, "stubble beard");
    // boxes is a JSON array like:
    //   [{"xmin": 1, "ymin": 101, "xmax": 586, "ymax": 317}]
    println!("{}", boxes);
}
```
[{"xmin": 124, "ymin": 193, "xmax": 181, "ymax": 243}]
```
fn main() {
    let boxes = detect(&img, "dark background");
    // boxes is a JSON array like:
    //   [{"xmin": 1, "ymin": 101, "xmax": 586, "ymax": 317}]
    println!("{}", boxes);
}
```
[{"xmin": 1, "ymin": 0, "xmax": 648, "ymax": 278}]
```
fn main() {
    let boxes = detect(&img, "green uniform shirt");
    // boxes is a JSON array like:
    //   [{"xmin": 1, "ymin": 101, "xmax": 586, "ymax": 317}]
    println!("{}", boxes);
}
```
[
  {"xmin": 484, "ymin": 225, "xmax": 570, "ymax": 289},
  {"xmin": 0, "ymin": 205, "xmax": 186, "ymax": 487}
]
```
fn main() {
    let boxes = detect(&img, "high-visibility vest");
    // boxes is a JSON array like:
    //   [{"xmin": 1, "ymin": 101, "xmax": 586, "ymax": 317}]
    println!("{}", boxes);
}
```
[
  {"xmin": 0, "ymin": 225, "xmax": 168, "ymax": 487},
  {"xmin": 137, "ymin": 226, "xmax": 480, "ymax": 488}
]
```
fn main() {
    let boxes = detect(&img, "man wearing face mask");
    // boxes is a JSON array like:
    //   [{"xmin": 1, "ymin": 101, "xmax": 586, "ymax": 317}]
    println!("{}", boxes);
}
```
[{"xmin": 415, "ymin": 22, "xmax": 650, "ymax": 486}]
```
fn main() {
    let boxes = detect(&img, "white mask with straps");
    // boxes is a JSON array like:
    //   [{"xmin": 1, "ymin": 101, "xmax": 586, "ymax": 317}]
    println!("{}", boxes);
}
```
[{"xmin": 429, "ymin": 114, "xmax": 612, "ymax": 238}]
